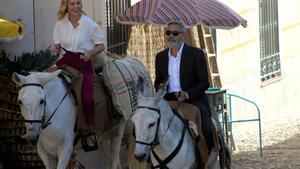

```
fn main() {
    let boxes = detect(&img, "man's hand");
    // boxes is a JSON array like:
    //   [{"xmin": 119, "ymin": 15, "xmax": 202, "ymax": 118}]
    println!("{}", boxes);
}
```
[{"xmin": 176, "ymin": 91, "xmax": 188, "ymax": 101}]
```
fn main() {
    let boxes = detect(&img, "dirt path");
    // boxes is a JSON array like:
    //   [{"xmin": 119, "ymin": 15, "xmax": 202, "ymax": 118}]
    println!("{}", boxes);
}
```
[{"xmin": 231, "ymin": 116, "xmax": 300, "ymax": 169}]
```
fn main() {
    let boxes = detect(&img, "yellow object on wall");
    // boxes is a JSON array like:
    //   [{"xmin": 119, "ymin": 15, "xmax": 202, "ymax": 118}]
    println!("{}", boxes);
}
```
[{"xmin": 0, "ymin": 18, "xmax": 24, "ymax": 41}]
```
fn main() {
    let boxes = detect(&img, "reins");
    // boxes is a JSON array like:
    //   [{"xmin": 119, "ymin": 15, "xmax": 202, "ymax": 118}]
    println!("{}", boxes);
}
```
[
  {"xmin": 41, "ymin": 84, "xmax": 73, "ymax": 129},
  {"xmin": 151, "ymin": 109, "xmax": 188, "ymax": 169}
]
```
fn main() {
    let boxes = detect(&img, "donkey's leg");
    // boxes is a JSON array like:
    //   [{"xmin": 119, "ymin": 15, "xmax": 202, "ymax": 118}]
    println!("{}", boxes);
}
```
[
  {"xmin": 109, "ymin": 118, "xmax": 127, "ymax": 169},
  {"xmin": 56, "ymin": 141, "xmax": 73, "ymax": 169},
  {"xmin": 205, "ymin": 149, "xmax": 219, "ymax": 169},
  {"xmin": 37, "ymin": 143, "xmax": 57, "ymax": 169}
]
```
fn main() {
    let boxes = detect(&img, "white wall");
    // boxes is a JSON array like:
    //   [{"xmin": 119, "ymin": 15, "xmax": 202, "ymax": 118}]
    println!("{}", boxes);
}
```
[
  {"xmin": 214, "ymin": 0, "xmax": 300, "ymax": 124},
  {"xmin": 0, "ymin": 0, "xmax": 35, "ymax": 58},
  {"xmin": 34, "ymin": 0, "xmax": 60, "ymax": 50},
  {"xmin": 81, "ymin": 0, "xmax": 107, "ymax": 46}
]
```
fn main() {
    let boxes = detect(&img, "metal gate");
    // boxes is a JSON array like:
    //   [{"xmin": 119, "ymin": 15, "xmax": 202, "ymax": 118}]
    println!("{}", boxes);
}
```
[
  {"xmin": 259, "ymin": 0, "xmax": 281, "ymax": 82},
  {"xmin": 106, "ymin": 0, "xmax": 131, "ymax": 55}
]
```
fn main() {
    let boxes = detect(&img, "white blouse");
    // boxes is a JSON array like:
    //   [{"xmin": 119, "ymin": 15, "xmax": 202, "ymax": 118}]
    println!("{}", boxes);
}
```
[{"xmin": 53, "ymin": 15, "xmax": 105, "ymax": 54}]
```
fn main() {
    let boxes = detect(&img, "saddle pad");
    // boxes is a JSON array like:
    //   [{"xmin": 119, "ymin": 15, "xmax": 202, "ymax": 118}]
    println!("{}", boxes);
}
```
[{"xmin": 103, "ymin": 57, "xmax": 153, "ymax": 120}]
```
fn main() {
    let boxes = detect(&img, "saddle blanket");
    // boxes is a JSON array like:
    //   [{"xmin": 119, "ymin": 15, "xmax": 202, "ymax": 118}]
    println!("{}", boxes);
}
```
[{"xmin": 103, "ymin": 57, "xmax": 153, "ymax": 120}]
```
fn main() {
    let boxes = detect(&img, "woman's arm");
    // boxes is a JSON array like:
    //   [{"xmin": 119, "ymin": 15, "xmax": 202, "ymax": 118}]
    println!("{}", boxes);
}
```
[{"xmin": 81, "ymin": 43, "xmax": 105, "ymax": 62}]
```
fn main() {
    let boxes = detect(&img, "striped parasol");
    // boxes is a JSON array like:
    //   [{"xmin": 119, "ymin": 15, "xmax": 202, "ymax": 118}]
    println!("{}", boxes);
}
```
[{"xmin": 116, "ymin": 0, "xmax": 247, "ymax": 29}]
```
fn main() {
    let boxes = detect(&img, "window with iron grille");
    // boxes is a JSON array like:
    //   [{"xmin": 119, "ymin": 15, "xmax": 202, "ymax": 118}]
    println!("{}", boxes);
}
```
[
  {"xmin": 259, "ymin": 0, "xmax": 281, "ymax": 82},
  {"xmin": 106, "ymin": 0, "xmax": 131, "ymax": 55}
]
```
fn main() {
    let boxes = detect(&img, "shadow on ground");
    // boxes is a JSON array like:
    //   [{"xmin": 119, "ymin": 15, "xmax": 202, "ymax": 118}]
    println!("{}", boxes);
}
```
[{"xmin": 232, "ymin": 134, "xmax": 300, "ymax": 169}]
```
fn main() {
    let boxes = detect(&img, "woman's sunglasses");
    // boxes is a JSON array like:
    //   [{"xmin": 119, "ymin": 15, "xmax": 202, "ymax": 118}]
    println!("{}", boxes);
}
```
[{"xmin": 165, "ymin": 30, "xmax": 182, "ymax": 36}]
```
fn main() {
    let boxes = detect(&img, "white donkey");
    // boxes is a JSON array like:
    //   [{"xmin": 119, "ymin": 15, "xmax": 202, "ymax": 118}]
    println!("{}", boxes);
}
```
[
  {"xmin": 131, "ymin": 81, "xmax": 230, "ymax": 169},
  {"xmin": 12, "ymin": 70, "xmax": 76, "ymax": 169},
  {"xmin": 131, "ymin": 82, "xmax": 198, "ymax": 169},
  {"xmin": 12, "ymin": 68, "xmax": 155, "ymax": 169},
  {"xmin": 12, "ymin": 70, "xmax": 132, "ymax": 169}
]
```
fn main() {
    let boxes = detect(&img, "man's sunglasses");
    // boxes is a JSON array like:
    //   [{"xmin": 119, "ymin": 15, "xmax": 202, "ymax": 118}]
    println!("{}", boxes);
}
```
[{"xmin": 165, "ymin": 30, "xmax": 182, "ymax": 36}]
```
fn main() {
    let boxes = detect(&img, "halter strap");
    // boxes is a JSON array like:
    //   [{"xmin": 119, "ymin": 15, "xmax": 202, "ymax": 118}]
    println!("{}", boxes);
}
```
[
  {"xmin": 19, "ymin": 81, "xmax": 72, "ymax": 130},
  {"xmin": 136, "ymin": 106, "xmax": 160, "ymax": 113},
  {"xmin": 135, "ymin": 106, "xmax": 161, "ymax": 147},
  {"xmin": 20, "ymin": 83, "xmax": 46, "ymax": 124},
  {"xmin": 23, "ymin": 116, "xmax": 45, "ymax": 124},
  {"xmin": 21, "ymin": 83, "xmax": 43, "ymax": 89}
]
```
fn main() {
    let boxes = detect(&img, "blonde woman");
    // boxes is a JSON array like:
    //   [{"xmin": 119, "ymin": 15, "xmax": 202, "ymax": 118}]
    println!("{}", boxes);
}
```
[{"xmin": 50, "ymin": 0, "xmax": 105, "ymax": 138}]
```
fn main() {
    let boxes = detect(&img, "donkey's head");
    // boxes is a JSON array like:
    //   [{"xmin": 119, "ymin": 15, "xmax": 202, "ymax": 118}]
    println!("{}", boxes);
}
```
[
  {"xmin": 12, "ymin": 70, "xmax": 61, "ymax": 144},
  {"xmin": 131, "ymin": 80, "xmax": 168, "ymax": 161}
]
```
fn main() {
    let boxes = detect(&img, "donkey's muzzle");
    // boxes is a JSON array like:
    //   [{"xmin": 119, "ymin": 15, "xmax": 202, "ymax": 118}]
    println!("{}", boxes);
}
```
[
  {"xmin": 21, "ymin": 133, "xmax": 38, "ymax": 145},
  {"xmin": 135, "ymin": 153, "xmax": 147, "ymax": 161}
]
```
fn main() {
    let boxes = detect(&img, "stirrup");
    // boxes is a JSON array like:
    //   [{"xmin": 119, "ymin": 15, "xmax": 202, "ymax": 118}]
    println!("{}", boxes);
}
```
[{"xmin": 81, "ymin": 131, "xmax": 98, "ymax": 152}]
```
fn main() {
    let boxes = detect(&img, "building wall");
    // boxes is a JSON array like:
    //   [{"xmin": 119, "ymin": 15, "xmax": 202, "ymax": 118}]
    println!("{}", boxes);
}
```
[
  {"xmin": 279, "ymin": 0, "xmax": 300, "ymax": 59},
  {"xmin": 216, "ymin": 0, "xmax": 300, "ymax": 122},
  {"xmin": 0, "ymin": 0, "xmax": 35, "ymax": 58},
  {"xmin": 34, "ymin": 0, "xmax": 60, "ymax": 51}
]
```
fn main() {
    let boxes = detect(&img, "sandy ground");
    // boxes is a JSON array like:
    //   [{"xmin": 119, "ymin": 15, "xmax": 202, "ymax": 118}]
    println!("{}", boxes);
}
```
[{"xmin": 230, "ymin": 114, "xmax": 300, "ymax": 169}]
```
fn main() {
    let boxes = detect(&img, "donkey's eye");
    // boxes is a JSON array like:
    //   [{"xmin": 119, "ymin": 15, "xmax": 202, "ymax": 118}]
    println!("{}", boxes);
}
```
[
  {"xmin": 148, "ymin": 122, "xmax": 155, "ymax": 128},
  {"xmin": 40, "ymin": 99, "xmax": 45, "ymax": 105},
  {"xmin": 18, "ymin": 100, "xmax": 23, "ymax": 105}
]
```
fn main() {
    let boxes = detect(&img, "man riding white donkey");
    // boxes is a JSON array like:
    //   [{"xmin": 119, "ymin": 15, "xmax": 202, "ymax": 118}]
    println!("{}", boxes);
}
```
[{"xmin": 153, "ymin": 21, "xmax": 231, "ymax": 169}]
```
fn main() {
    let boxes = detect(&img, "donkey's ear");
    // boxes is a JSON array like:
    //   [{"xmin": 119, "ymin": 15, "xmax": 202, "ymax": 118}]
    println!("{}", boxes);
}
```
[
  {"xmin": 12, "ymin": 72, "xmax": 25, "ymax": 87},
  {"xmin": 136, "ymin": 77, "xmax": 146, "ymax": 100},
  {"xmin": 154, "ymin": 80, "xmax": 168, "ymax": 103},
  {"xmin": 36, "ymin": 69, "xmax": 62, "ymax": 85}
]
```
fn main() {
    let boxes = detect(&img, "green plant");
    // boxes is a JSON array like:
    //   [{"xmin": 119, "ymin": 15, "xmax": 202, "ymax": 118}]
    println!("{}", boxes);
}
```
[
  {"xmin": 0, "ymin": 49, "xmax": 57, "ymax": 76},
  {"xmin": 0, "ymin": 50, "xmax": 14, "ymax": 75}
]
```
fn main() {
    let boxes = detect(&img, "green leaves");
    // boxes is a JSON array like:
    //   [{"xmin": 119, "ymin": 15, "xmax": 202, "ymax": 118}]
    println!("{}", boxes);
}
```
[{"xmin": 0, "ymin": 49, "xmax": 57, "ymax": 75}]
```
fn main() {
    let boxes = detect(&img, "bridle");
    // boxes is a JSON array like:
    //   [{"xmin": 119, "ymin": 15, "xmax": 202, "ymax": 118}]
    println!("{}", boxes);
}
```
[
  {"xmin": 134, "ymin": 106, "xmax": 161, "ymax": 147},
  {"xmin": 20, "ymin": 83, "xmax": 46, "ymax": 126},
  {"xmin": 134, "ymin": 105, "xmax": 187, "ymax": 169},
  {"xmin": 20, "ymin": 82, "xmax": 72, "ymax": 130}
]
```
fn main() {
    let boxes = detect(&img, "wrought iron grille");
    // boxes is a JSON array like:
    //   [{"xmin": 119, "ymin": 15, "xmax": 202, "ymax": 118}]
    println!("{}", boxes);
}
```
[
  {"xmin": 259, "ymin": 0, "xmax": 281, "ymax": 82},
  {"xmin": 106, "ymin": 0, "xmax": 131, "ymax": 55}
]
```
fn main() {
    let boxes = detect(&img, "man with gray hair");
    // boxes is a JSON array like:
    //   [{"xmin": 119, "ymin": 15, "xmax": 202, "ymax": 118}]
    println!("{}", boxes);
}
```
[{"xmin": 154, "ymin": 20, "xmax": 214, "ymax": 166}]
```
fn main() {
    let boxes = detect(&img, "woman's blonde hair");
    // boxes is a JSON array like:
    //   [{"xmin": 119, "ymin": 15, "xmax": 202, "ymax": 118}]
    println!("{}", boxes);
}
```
[{"xmin": 57, "ymin": 0, "xmax": 86, "ymax": 20}]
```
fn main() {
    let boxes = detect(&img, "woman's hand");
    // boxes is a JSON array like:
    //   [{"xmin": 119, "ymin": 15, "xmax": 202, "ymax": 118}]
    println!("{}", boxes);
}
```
[
  {"xmin": 80, "ymin": 53, "xmax": 91, "ymax": 62},
  {"xmin": 51, "ymin": 44, "xmax": 61, "ymax": 56},
  {"xmin": 45, "ymin": 66, "xmax": 58, "ymax": 72},
  {"xmin": 80, "ymin": 44, "xmax": 104, "ymax": 62}
]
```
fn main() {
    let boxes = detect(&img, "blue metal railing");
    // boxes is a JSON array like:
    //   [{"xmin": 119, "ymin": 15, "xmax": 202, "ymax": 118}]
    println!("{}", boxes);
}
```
[{"xmin": 227, "ymin": 93, "xmax": 263, "ymax": 157}]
